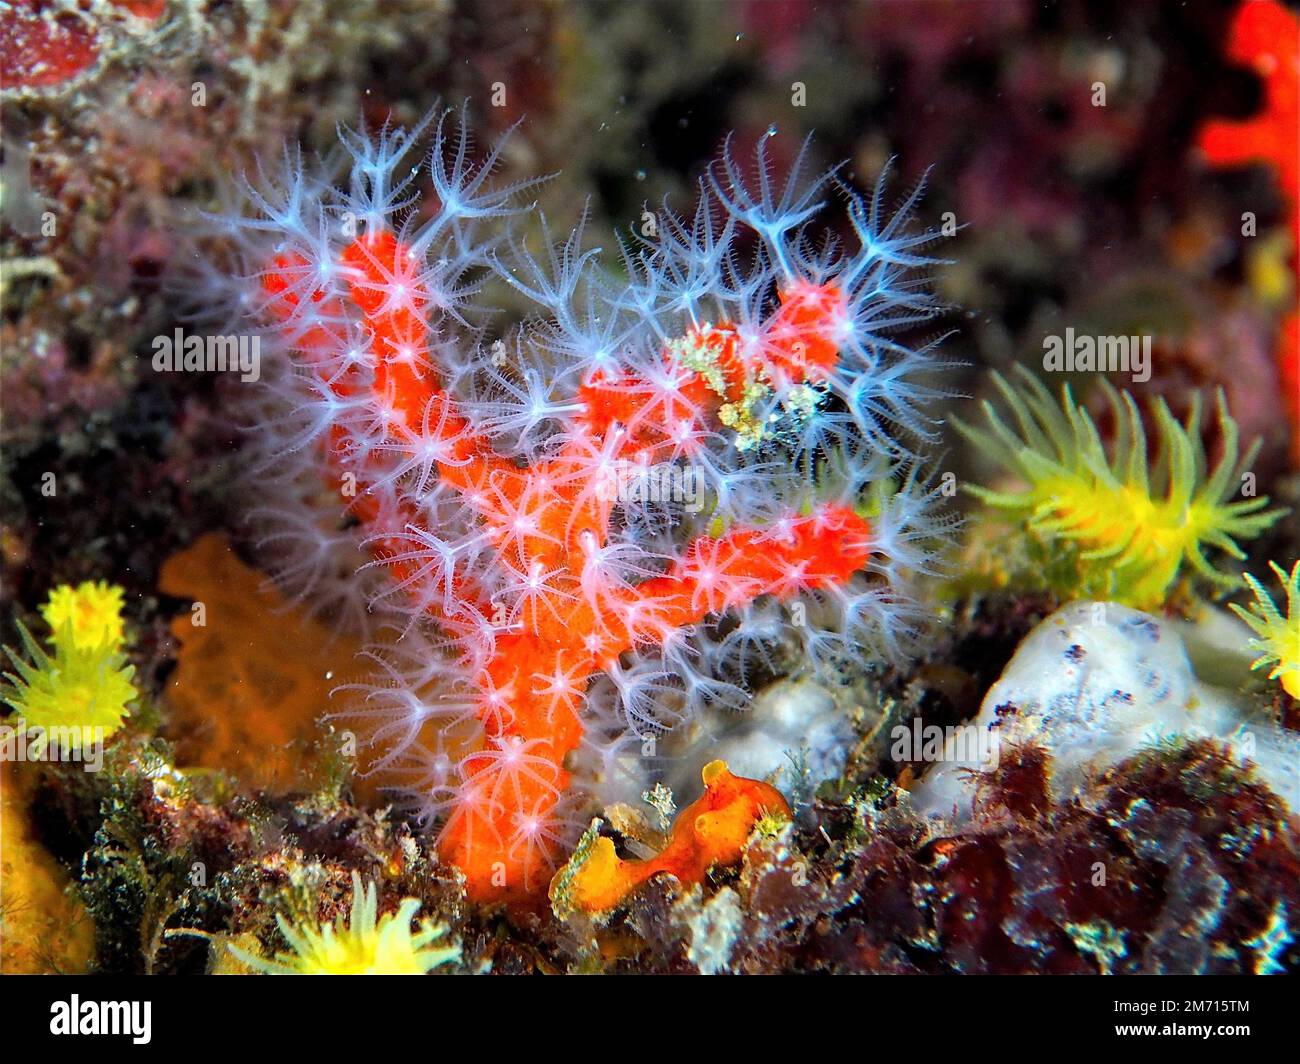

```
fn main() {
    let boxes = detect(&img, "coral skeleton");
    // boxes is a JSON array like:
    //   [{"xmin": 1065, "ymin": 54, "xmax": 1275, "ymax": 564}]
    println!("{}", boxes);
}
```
[{"xmin": 199, "ymin": 107, "xmax": 950, "ymax": 903}]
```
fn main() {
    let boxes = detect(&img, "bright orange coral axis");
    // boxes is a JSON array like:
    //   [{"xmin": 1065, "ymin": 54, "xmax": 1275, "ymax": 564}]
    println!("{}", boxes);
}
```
[
  {"xmin": 1197, "ymin": 0, "xmax": 1299, "ymax": 219},
  {"xmin": 260, "ymin": 228, "xmax": 870, "ymax": 904}
]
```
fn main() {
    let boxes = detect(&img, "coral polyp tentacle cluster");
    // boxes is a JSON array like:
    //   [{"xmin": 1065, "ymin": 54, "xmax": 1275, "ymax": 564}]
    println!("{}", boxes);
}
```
[
  {"xmin": 202, "ymin": 108, "xmax": 947, "ymax": 902},
  {"xmin": 2, "ymin": 581, "xmax": 137, "ymax": 756},
  {"xmin": 955, "ymin": 367, "xmax": 1284, "ymax": 610},
  {"xmin": 1232, "ymin": 560, "xmax": 1300, "ymax": 698}
]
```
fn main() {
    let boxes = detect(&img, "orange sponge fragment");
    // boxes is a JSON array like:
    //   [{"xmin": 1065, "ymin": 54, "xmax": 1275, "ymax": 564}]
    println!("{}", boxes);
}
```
[
  {"xmin": 549, "ymin": 761, "xmax": 791, "ymax": 917},
  {"xmin": 0, "ymin": 763, "xmax": 95, "ymax": 973},
  {"xmin": 158, "ymin": 533, "xmax": 370, "ymax": 793}
]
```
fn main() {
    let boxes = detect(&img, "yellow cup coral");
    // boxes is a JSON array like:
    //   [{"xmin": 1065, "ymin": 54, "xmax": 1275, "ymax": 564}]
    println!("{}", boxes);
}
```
[
  {"xmin": 2, "ymin": 582, "xmax": 136, "ymax": 757},
  {"xmin": 1231, "ymin": 560, "xmax": 1300, "ymax": 698},
  {"xmin": 954, "ymin": 368, "xmax": 1285, "ymax": 610},
  {"xmin": 228, "ymin": 873, "xmax": 459, "ymax": 975},
  {"xmin": 40, "ymin": 580, "xmax": 126, "ymax": 652}
]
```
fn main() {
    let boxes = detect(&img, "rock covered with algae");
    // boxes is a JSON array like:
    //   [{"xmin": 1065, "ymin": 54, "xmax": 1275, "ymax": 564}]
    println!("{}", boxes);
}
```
[{"xmin": 913, "ymin": 601, "xmax": 1300, "ymax": 821}]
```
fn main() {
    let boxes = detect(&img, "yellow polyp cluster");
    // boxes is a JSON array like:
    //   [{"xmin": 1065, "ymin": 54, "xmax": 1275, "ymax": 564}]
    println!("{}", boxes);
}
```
[
  {"xmin": 718, "ymin": 379, "xmax": 774, "ymax": 452},
  {"xmin": 40, "ymin": 581, "xmax": 126, "ymax": 652},
  {"xmin": 2, "ymin": 582, "xmax": 136, "ymax": 756},
  {"xmin": 1231, "ymin": 561, "xmax": 1300, "ymax": 698},
  {"xmin": 228, "ymin": 873, "xmax": 459, "ymax": 975},
  {"xmin": 954, "ymin": 368, "xmax": 1285, "ymax": 610},
  {"xmin": 668, "ymin": 327, "xmax": 731, "ymax": 397}
]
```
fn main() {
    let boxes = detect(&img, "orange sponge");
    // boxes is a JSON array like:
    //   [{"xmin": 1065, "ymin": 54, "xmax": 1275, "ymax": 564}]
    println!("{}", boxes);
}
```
[
  {"xmin": 158, "ymin": 533, "xmax": 370, "ymax": 794},
  {"xmin": 550, "ymin": 761, "xmax": 790, "ymax": 917}
]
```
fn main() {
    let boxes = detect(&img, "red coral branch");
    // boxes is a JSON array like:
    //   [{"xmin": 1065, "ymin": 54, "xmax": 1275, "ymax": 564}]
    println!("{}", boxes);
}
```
[{"xmin": 1197, "ymin": 0, "xmax": 1300, "ymax": 462}]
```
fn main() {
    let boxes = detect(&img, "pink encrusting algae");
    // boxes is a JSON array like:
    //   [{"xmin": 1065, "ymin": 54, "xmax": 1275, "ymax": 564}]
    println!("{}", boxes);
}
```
[{"xmin": 196, "ymin": 108, "xmax": 949, "ymax": 904}]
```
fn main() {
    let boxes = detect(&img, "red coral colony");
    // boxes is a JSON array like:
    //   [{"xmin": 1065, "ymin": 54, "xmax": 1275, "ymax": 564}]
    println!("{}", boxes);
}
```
[{"xmin": 221, "ymin": 112, "xmax": 941, "ymax": 904}]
